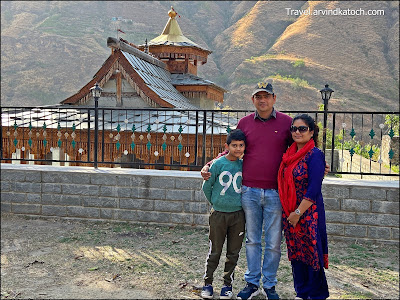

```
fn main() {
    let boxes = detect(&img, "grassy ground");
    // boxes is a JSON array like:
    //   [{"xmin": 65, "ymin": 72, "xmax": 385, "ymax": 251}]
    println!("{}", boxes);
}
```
[{"xmin": 1, "ymin": 213, "xmax": 399, "ymax": 299}]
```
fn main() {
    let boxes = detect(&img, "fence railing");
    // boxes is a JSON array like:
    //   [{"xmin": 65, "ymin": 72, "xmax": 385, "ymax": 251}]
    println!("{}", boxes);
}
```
[{"xmin": 1, "ymin": 106, "xmax": 399, "ymax": 176}]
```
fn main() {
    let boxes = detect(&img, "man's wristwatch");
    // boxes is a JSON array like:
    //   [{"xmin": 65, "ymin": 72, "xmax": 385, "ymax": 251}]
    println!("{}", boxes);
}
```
[{"xmin": 295, "ymin": 208, "xmax": 301, "ymax": 216}]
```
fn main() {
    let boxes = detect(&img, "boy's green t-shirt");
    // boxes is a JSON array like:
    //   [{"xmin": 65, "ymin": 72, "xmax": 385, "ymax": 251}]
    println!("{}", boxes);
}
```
[{"xmin": 202, "ymin": 156, "xmax": 243, "ymax": 212}]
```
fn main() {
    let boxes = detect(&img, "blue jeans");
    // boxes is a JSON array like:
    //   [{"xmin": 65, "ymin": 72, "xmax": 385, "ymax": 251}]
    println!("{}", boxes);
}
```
[{"xmin": 241, "ymin": 186, "xmax": 282, "ymax": 288}]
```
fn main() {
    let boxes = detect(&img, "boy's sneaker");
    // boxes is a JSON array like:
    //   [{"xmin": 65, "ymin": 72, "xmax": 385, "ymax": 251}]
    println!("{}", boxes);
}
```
[
  {"xmin": 220, "ymin": 285, "xmax": 233, "ymax": 299},
  {"xmin": 262, "ymin": 286, "xmax": 280, "ymax": 300},
  {"xmin": 237, "ymin": 282, "xmax": 260, "ymax": 300},
  {"xmin": 201, "ymin": 285, "xmax": 213, "ymax": 299}
]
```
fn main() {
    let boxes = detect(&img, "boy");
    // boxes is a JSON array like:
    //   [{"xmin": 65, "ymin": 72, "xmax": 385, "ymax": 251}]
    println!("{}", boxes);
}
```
[{"xmin": 201, "ymin": 129, "xmax": 246, "ymax": 299}]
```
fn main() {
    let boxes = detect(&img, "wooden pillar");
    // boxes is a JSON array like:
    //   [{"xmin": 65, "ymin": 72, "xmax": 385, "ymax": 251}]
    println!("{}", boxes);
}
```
[
  {"xmin": 185, "ymin": 58, "xmax": 189, "ymax": 74},
  {"xmin": 116, "ymin": 70, "xmax": 122, "ymax": 107}
]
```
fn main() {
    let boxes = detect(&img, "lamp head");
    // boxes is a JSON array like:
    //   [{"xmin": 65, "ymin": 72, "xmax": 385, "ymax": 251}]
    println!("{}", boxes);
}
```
[
  {"xmin": 90, "ymin": 83, "xmax": 103, "ymax": 98},
  {"xmin": 320, "ymin": 84, "xmax": 334, "ymax": 102}
]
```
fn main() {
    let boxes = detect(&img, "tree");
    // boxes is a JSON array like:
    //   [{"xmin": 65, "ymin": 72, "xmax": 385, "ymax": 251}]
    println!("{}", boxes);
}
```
[{"xmin": 385, "ymin": 114, "xmax": 399, "ymax": 136}]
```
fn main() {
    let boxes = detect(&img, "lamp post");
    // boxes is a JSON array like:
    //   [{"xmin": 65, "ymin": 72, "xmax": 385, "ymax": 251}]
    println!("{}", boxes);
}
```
[
  {"xmin": 90, "ymin": 83, "xmax": 103, "ymax": 169},
  {"xmin": 320, "ymin": 84, "xmax": 334, "ymax": 154}
]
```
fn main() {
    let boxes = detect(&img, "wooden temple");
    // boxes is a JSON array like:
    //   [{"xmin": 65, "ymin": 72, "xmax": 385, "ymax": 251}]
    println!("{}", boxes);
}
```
[
  {"xmin": 61, "ymin": 6, "xmax": 226, "ymax": 110},
  {"xmin": 1, "ymin": 7, "xmax": 232, "ymax": 170}
]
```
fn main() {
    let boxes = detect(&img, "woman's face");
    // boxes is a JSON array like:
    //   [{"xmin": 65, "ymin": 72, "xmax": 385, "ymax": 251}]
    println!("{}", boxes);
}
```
[{"xmin": 291, "ymin": 119, "xmax": 314, "ymax": 148}]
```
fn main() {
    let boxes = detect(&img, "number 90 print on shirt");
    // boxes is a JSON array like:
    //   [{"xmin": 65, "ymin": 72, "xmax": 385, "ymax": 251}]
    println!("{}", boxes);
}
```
[{"xmin": 219, "ymin": 171, "xmax": 242, "ymax": 195}]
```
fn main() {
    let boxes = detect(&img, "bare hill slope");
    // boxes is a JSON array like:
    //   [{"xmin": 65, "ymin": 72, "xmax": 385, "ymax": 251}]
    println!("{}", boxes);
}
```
[{"xmin": 1, "ymin": 1, "xmax": 398, "ymax": 112}]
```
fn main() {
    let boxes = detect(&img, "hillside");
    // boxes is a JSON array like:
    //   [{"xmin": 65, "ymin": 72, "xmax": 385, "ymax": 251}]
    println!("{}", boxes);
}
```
[
  {"xmin": 223, "ymin": 1, "xmax": 399, "ymax": 111},
  {"xmin": 1, "ymin": 1, "xmax": 399, "ymax": 112}
]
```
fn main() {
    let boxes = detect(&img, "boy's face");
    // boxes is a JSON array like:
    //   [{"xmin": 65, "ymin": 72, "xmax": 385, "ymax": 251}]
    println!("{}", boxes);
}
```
[{"xmin": 225, "ymin": 140, "xmax": 245, "ymax": 159}]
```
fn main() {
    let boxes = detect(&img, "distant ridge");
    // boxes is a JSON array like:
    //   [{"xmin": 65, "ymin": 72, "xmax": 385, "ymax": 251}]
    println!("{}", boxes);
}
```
[{"xmin": 1, "ymin": 1, "xmax": 398, "ymax": 112}]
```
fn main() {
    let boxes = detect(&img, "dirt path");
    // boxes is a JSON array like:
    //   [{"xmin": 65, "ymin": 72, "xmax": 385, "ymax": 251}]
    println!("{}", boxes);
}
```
[{"xmin": 1, "ymin": 213, "xmax": 399, "ymax": 299}]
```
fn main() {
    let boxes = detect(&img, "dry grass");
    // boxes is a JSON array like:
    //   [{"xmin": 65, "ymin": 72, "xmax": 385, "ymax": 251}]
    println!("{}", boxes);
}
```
[
  {"xmin": 1, "ymin": 213, "xmax": 399, "ymax": 299},
  {"xmin": 231, "ymin": 2, "xmax": 262, "ymax": 48}
]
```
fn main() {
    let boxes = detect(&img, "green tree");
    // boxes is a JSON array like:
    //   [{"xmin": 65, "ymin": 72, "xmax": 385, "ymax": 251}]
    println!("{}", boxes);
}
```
[{"xmin": 385, "ymin": 114, "xmax": 399, "ymax": 136}]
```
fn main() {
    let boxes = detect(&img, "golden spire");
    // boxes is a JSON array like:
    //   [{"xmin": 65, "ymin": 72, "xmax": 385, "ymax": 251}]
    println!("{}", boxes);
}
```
[
  {"xmin": 149, "ymin": 6, "xmax": 202, "ymax": 48},
  {"xmin": 168, "ymin": 6, "xmax": 177, "ymax": 19}
]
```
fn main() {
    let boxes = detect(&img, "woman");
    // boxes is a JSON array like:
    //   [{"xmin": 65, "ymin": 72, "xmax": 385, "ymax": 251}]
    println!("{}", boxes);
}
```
[{"xmin": 278, "ymin": 114, "xmax": 329, "ymax": 299}]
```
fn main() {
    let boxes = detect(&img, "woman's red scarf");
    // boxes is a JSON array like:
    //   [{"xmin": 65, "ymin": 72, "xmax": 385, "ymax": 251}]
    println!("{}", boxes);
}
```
[{"xmin": 278, "ymin": 139, "xmax": 315, "ymax": 217}]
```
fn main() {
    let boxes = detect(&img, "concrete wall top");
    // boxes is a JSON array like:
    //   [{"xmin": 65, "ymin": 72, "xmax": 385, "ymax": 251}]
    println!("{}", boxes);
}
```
[
  {"xmin": 1, "ymin": 163, "xmax": 398, "ymax": 188},
  {"xmin": 0, "ymin": 164, "xmax": 203, "ymax": 179}
]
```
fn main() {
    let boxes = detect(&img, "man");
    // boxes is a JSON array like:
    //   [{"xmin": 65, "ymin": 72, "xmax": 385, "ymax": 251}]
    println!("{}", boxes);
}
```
[{"xmin": 201, "ymin": 82, "xmax": 308, "ymax": 299}]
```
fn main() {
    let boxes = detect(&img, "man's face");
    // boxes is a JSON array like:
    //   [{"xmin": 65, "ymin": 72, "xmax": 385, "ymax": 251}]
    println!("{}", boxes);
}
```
[{"xmin": 251, "ymin": 91, "xmax": 276, "ymax": 113}]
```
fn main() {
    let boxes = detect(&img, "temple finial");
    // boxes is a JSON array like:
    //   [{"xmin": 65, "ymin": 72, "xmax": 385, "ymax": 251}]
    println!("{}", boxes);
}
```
[{"xmin": 168, "ymin": 6, "xmax": 177, "ymax": 19}]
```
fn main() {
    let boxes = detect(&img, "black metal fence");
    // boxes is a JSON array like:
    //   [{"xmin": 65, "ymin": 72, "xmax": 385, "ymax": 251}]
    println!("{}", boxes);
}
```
[{"xmin": 1, "ymin": 106, "xmax": 399, "ymax": 176}]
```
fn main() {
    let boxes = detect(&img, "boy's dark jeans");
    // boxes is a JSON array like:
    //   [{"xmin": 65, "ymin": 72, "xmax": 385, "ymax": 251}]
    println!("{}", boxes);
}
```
[{"xmin": 204, "ymin": 209, "xmax": 245, "ymax": 286}]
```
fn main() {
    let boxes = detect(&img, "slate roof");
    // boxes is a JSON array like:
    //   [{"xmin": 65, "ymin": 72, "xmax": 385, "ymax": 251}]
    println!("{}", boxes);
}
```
[
  {"xmin": 121, "ymin": 51, "xmax": 198, "ymax": 109},
  {"xmin": 1, "ymin": 107, "xmax": 236, "ymax": 135},
  {"xmin": 171, "ymin": 73, "xmax": 227, "ymax": 92}
]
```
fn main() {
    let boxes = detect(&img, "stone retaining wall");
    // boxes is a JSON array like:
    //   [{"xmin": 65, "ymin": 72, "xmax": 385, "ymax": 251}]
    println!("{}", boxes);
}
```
[{"xmin": 1, "ymin": 164, "xmax": 399, "ymax": 245}]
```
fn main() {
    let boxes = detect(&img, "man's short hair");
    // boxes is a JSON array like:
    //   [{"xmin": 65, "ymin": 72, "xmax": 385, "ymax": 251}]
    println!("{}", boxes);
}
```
[
  {"xmin": 252, "ymin": 82, "xmax": 274, "ymax": 96},
  {"xmin": 226, "ymin": 129, "xmax": 246, "ymax": 145}
]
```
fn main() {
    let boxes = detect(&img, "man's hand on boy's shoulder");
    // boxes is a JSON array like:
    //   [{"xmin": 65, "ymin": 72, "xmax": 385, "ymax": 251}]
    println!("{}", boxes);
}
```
[
  {"xmin": 201, "ymin": 165, "xmax": 211, "ymax": 180},
  {"xmin": 201, "ymin": 150, "xmax": 229, "ymax": 181}
]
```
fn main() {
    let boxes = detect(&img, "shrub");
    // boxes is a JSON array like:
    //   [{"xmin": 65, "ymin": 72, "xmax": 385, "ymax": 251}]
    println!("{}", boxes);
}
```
[{"xmin": 292, "ymin": 59, "xmax": 305, "ymax": 68}]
